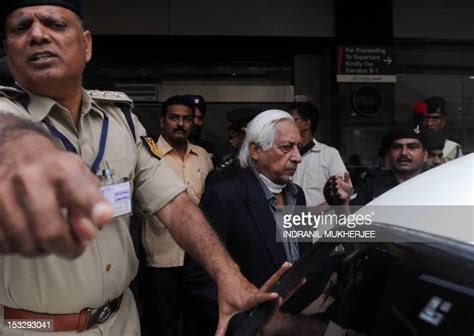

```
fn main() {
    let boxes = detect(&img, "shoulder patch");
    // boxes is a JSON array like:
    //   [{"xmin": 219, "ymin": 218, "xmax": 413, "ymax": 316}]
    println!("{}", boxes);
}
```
[
  {"xmin": 0, "ymin": 85, "xmax": 25, "ymax": 99},
  {"xmin": 141, "ymin": 136, "xmax": 162, "ymax": 160},
  {"xmin": 86, "ymin": 90, "xmax": 134, "ymax": 107},
  {"xmin": 216, "ymin": 156, "xmax": 237, "ymax": 172}
]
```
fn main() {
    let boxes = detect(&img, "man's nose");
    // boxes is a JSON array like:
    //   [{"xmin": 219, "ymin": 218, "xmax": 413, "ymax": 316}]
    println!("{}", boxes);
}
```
[
  {"xmin": 29, "ymin": 23, "xmax": 50, "ymax": 45},
  {"xmin": 401, "ymin": 145, "xmax": 409, "ymax": 155},
  {"xmin": 291, "ymin": 148, "xmax": 302, "ymax": 163}
]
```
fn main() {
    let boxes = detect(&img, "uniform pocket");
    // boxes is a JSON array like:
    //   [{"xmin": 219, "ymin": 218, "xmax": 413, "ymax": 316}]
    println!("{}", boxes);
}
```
[{"xmin": 102, "ymin": 155, "xmax": 138, "ymax": 186}]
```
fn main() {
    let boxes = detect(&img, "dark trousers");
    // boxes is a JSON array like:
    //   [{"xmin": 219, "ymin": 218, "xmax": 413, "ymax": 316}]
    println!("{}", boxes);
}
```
[{"xmin": 142, "ymin": 266, "xmax": 183, "ymax": 336}]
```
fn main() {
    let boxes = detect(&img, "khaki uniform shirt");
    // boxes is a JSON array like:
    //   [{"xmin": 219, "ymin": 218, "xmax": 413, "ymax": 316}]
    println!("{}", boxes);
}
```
[
  {"xmin": 142, "ymin": 136, "xmax": 213, "ymax": 268},
  {"xmin": 0, "ymin": 87, "xmax": 186, "ymax": 333}
]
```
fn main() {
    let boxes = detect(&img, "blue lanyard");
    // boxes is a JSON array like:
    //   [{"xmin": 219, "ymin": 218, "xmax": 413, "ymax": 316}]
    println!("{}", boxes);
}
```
[{"xmin": 43, "ymin": 116, "xmax": 109, "ymax": 174}]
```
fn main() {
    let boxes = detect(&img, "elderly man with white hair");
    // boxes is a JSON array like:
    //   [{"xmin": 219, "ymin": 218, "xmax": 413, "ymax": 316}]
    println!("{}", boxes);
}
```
[{"xmin": 182, "ymin": 110, "xmax": 329, "ymax": 335}]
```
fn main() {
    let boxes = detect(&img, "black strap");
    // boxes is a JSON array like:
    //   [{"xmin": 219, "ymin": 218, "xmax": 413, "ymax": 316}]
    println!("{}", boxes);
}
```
[
  {"xmin": 299, "ymin": 141, "xmax": 315, "ymax": 156},
  {"xmin": 43, "ymin": 117, "xmax": 109, "ymax": 174},
  {"xmin": 120, "ymin": 106, "xmax": 136, "ymax": 141},
  {"xmin": 43, "ymin": 120, "xmax": 78, "ymax": 154},
  {"xmin": 90, "ymin": 116, "xmax": 109, "ymax": 173}
]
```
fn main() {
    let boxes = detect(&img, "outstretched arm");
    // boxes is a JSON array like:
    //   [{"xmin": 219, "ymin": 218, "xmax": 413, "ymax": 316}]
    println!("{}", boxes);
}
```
[
  {"xmin": 0, "ymin": 113, "xmax": 113, "ymax": 258},
  {"xmin": 156, "ymin": 192, "xmax": 280, "ymax": 336}
]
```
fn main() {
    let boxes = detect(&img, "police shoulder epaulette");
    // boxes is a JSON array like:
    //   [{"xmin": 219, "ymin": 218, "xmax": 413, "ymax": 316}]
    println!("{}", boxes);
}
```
[
  {"xmin": 216, "ymin": 156, "xmax": 236, "ymax": 172},
  {"xmin": 86, "ymin": 90, "xmax": 134, "ymax": 107},
  {"xmin": 0, "ymin": 85, "xmax": 24, "ymax": 99},
  {"xmin": 361, "ymin": 169, "xmax": 377, "ymax": 180},
  {"xmin": 141, "ymin": 136, "xmax": 162, "ymax": 160}
]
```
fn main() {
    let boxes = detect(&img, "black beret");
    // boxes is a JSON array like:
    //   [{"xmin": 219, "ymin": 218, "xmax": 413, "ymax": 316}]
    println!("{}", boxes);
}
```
[
  {"xmin": 424, "ymin": 96, "xmax": 446, "ymax": 115},
  {"xmin": 226, "ymin": 108, "xmax": 261, "ymax": 131},
  {"xmin": 387, "ymin": 122, "xmax": 427, "ymax": 148},
  {"xmin": 227, "ymin": 108, "xmax": 261, "ymax": 123},
  {"xmin": 424, "ymin": 131, "xmax": 446, "ymax": 151},
  {"xmin": 183, "ymin": 94, "xmax": 207, "ymax": 114},
  {"xmin": 1, "ymin": 0, "xmax": 82, "ymax": 31}
]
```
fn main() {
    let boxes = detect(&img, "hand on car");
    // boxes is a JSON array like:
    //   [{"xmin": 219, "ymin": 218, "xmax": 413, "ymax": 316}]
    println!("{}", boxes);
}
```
[{"xmin": 215, "ymin": 262, "xmax": 301, "ymax": 336}]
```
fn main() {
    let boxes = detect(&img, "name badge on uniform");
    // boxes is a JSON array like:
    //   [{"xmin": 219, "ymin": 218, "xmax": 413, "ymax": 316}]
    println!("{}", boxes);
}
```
[{"xmin": 100, "ymin": 182, "xmax": 132, "ymax": 217}]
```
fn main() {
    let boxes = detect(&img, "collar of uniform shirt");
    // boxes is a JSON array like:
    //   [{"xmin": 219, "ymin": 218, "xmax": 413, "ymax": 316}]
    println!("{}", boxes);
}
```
[
  {"xmin": 158, "ymin": 136, "xmax": 198, "ymax": 158},
  {"xmin": 299, "ymin": 140, "xmax": 315, "ymax": 156},
  {"xmin": 19, "ymin": 84, "xmax": 105, "ymax": 122}
]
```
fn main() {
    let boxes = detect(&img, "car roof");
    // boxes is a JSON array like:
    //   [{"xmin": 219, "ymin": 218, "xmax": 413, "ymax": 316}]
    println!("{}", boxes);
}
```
[{"xmin": 356, "ymin": 153, "xmax": 474, "ymax": 243}]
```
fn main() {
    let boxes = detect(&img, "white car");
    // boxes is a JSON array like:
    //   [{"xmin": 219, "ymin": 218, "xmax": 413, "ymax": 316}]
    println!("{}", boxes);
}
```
[
  {"xmin": 235, "ymin": 155, "xmax": 474, "ymax": 336},
  {"xmin": 345, "ymin": 154, "xmax": 474, "ymax": 335},
  {"xmin": 363, "ymin": 153, "xmax": 474, "ymax": 243}
]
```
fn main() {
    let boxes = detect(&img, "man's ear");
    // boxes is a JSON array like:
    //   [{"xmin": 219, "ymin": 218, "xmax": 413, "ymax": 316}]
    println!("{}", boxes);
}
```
[
  {"xmin": 249, "ymin": 142, "xmax": 260, "ymax": 162},
  {"xmin": 423, "ymin": 149, "xmax": 428, "ymax": 162},
  {"xmin": 83, "ymin": 30, "xmax": 92, "ymax": 63}
]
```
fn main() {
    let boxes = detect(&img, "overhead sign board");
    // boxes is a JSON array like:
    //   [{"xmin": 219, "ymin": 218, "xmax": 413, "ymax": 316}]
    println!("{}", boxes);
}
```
[{"xmin": 337, "ymin": 46, "xmax": 396, "ymax": 83}]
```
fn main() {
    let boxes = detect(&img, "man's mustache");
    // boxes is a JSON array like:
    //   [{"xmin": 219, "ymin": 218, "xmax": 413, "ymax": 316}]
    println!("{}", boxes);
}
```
[
  {"xmin": 396, "ymin": 155, "xmax": 412, "ymax": 163},
  {"xmin": 174, "ymin": 126, "xmax": 186, "ymax": 133}
]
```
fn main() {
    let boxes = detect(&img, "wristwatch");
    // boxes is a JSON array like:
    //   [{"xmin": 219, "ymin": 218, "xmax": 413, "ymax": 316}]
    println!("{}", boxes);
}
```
[{"xmin": 349, "ymin": 187, "xmax": 358, "ymax": 201}]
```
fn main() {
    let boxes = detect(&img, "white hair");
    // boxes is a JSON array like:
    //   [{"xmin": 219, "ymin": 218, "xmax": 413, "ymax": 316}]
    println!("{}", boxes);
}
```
[{"xmin": 239, "ymin": 109, "xmax": 294, "ymax": 168}]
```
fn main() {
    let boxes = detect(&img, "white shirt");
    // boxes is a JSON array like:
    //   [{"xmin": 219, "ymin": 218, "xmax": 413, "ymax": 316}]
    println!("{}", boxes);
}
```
[
  {"xmin": 293, "ymin": 139, "xmax": 346, "ymax": 206},
  {"xmin": 443, "ymin": 139, "xmax": 463, "ymax": 162}
]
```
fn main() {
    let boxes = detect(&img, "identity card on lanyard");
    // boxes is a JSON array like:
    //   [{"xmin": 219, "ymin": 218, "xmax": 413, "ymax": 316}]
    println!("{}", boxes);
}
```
[
  {"xmin": 100, "ymin": 181, "xmax": 132, "ymax": 217},
  {"xmin": 44, "ymin": 117, "xmax": 132, "ymax": 217}
]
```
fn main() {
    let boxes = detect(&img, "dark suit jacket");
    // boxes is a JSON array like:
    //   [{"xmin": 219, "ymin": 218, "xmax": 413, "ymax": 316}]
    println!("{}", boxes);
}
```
[{"xmin": 182, "ymin": 168, "xmax": 336, "ymax": 335}]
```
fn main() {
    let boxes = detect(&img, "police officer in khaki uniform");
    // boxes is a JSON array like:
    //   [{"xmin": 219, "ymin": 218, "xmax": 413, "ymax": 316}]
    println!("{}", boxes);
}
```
[
  {"xmin": 184, "ymin": 94, "xmax": 220, "ymax": 166},
  {"xmin": 141, "ymin": 95, "xmax": 214, "ymax": 336},
  {"xmin": 0, "ymin": 1, "xmax": 281, "ymax": 335},
  {"xmin": 205, "ymin": 108, "xmax": 260, "ymax": 188}
]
